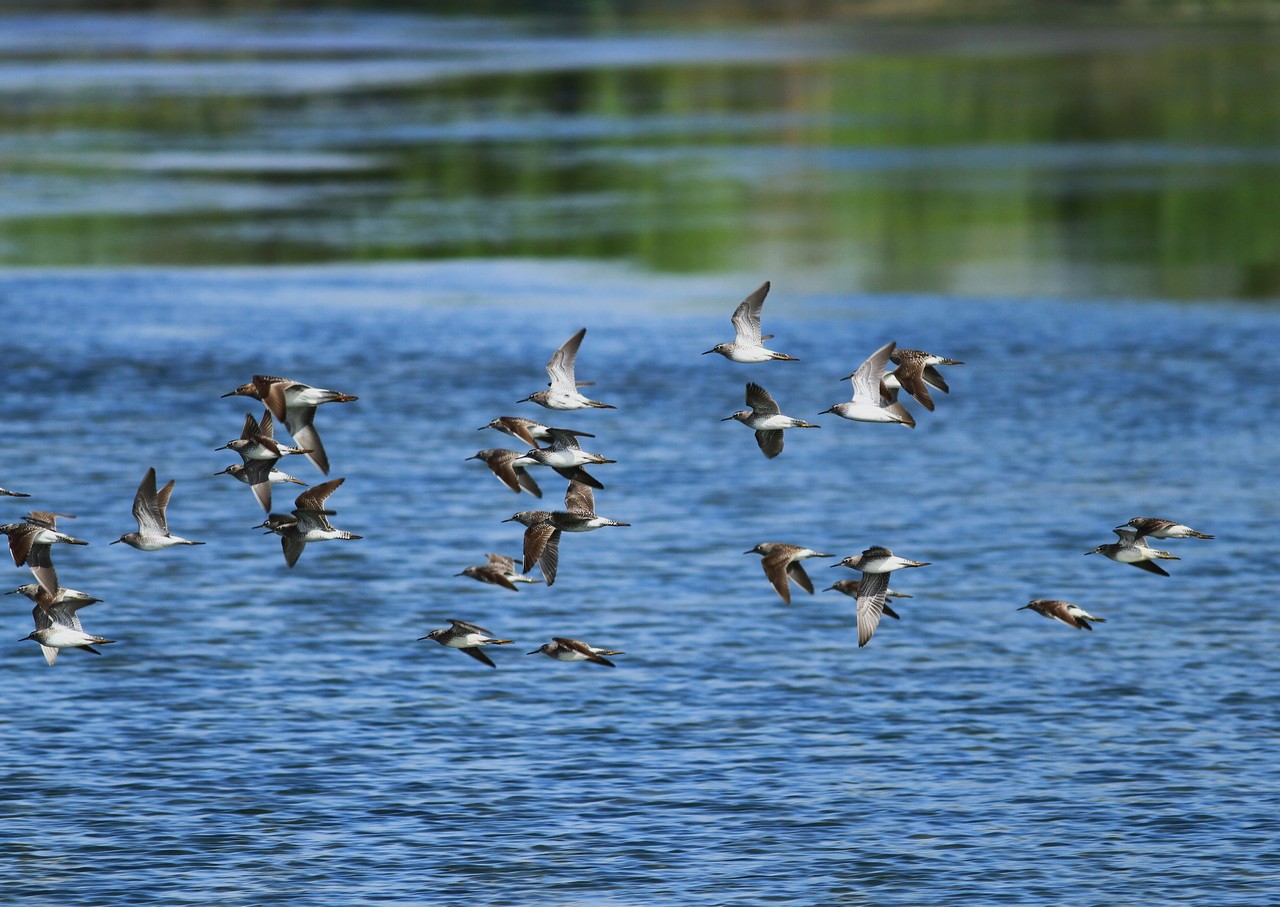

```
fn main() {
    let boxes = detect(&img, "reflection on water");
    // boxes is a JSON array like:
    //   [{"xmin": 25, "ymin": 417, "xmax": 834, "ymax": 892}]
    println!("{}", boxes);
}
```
[{"xmin": 2, "ymin": 6, "xmax": 1280, "ymax": 298}]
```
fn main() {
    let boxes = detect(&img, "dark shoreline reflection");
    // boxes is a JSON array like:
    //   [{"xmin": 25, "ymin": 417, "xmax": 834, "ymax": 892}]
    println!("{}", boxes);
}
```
[{"xmin": 2, "ymin": 6, "xmax": 1279, "ymax": 299}]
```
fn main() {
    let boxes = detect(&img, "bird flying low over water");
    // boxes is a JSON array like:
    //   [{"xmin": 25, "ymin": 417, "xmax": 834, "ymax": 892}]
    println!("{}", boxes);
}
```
[
  {"xmin": 111, "ymin": 467, "xmax": 204, "ymax": 550},
  {"xmin": 822, "ymin": 341, "xmax": 915, "ymax": 428},
  {"xmin": 723, "ymin": 382, "xmax": 819, "ymax": 458},
  {"xmin": 456, "ymin": 553, "xmax": 542, "ymax": 591},
  {"xmin": 1114, "ymin": 517, "xmax": 1213, "ymax": 541},
  {"xmin": 885, "ymin": 348, "xmax": 964, "ymax": 413},
  {"xmin": 1086, "ymin": 528, "xmax": 1179, "ymax": 576},
  {"xmin": 519, "ymin": 328, "xmax": 615, "ymax": 410},
  {"xmin": 222, "ymin": 375, "xmax": 357, "ymax": 476},
  {"xmin": 703, "ymin": 281, "xmax": 798, "ymax": 363},
  {"xmin": 419, "ymin": 619, "xmax": 514, "ymax": 668},
  {"xmin": 744, "ymin": 542, "xmax": 833, "ymax": 605},
  {"xmin": 256, "ymin": 478, "xmax": 361, "ymax": 568},
  {"xmin": 511, "ymin": 427, "xmax": 615, "ymax": 489},
  {"xmin": 23, "ymin": 588, "xmax": 114, "ymax": 665},
  {"xmin": 467, "ymin": 448, "xmax": 544, "ymax": 498},
  {"xmin": 1019, "ymin": 598, "xmax": 1106, "ymax": 631},
  {"xmin": 215, "ymin": 410, "xmax": 312, "ymax": 513},
  {"xmin": 527, "ymin": 637, "xmax": 624, "ymax": 667},
  {"xmin": 504, "ymin": 481, "xmax": 629, "ymax": 587},
  {"xmin": 479, "ymin": 416, "xmax": 593, "ymax": 449},
  {"xmin": 830, "ymin": 547, "xmax": 930, "ymax": 646},
  {"xmin": 1, "ymin": 511, "xmax": 88, "ymax": 594}
]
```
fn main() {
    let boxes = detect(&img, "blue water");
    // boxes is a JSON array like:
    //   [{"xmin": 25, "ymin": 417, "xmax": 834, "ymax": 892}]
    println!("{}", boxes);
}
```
[{"xmin": 0, "ymin": 262, "xmax": 1276, "ymax": 904}]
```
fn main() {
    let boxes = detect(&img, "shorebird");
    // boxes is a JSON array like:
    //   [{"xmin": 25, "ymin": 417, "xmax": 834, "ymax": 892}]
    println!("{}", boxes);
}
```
[
  {"xmin": 886, "ymin": 348, "xmax": 964, "ymax": 412},
  {"xmin": 703, "ymin": 280, "xmax": 797, "ymax": 362},
  {"xmin": 722, "ymin": 382, "xmax": 819, "ymax": 458},
  {"xmin": 479, "ymin": 416, "xmax": 593, "ymax": 449},
  {"xmin": 528, "ymin": 637, "xmax": 624, "ymax": 667},
  {"xmin": 833, "ymin": 546, "xmax": 931, "ymax": 574},
  {"xmin": 419, "ymin": 619, "xmax": 513, "ymax": 668},
  {"xmin": 8, "ymin": 583, "xmax": 101, "ymax": 605},
  {"xmin": 1, "ymin": 512, "xmax": 88, "ymax": 594},
  {"xmin": 457, "ymin": 553, "xmax": 543, "ymax": 591},
  {"xmin": 256, "ymin": 478, "xmax": 361, "ymax": 568},
  {"xmin": 214, "ymin": 462, "xmax": 308, "ymax": 514},
  {"xmin": 519, "ymin": 328, "xmax": 615, "ymax": 410},
  {"xmin": 1115, "ymin": 517, "xmax": 1213, "ymax": 541},
  {"xmin": 467, "ymin": 449, "xmax": 543, "ymax": 498},
  {"xmin": 222, "ymin": 375, "xmax": 357, "ymax": 475},
  {"xmin": 0, "ymin": 486, "xmax": 30, "ymax": 498},
  {"xmin": 217, "ymin": 410, "xmax": 312, "ymax": 462},
  {"xmin": 111, "ymin": 467, "xmax": 204, "ymax": 550},
  {"xmin": 23, "ymin": 589, "xmax": 114, "ymax": 665},
  {"xmin": 829, "ymin": 547, "xmax": 928, "ymax": 645},
  {"xmin": 504, "ymin": 481, "xmax": 629, "ymax": 586},
  {"xmin": 744, "ymin": 542, "xmax": 833, "ymax": 605},
  {"xmin": 1019, "ymin": 599, "xmax": 1106, "ymax": 631},
  {"xmin": 1086, "ymin": 528, "xmax": 1180, "ymax": 576},
  {"xmin": 822, "ymin": 341, "xmax": 915, "ymax": 428},
  {"xmin": 510, "ymin": 428, "xmax": 613, "ymax": 488},
  {"xmin": 824, "ymin": 577, "xmax": 908, "ymax": 621}
]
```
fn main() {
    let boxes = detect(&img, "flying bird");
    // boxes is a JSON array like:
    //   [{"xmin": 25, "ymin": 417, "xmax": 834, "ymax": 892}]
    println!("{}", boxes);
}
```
[{"xmin": 703, "ymin": 281, "xmax": 797, "ymax": 363}]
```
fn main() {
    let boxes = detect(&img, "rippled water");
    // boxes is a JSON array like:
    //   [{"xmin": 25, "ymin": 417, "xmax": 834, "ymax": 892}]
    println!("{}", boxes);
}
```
[{"xmin": 0, "ymin": 263, "xmax": 1276, "ymax": 904}]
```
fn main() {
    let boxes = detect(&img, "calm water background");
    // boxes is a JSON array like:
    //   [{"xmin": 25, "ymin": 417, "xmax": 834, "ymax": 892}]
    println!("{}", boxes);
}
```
[{"xmin": 1, "ymin": 5, "xmax": 1279, "ymax": 906}]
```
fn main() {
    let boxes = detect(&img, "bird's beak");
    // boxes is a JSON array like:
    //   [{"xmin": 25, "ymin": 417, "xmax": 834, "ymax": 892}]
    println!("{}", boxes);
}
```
[
  {"xmin": 720, "ymin": 415, "xmax": 735, "ymax": 421},
  {"xmin": 219, "ymin": 390, "xmax": 237, "ymax": 398},
  {"xmin": 109, "ymin": 538, "xmax": 122, "ymax": 545},
  {"xmin": 526, "ymin": 650, "xmax": 540, "ymax": 655}
]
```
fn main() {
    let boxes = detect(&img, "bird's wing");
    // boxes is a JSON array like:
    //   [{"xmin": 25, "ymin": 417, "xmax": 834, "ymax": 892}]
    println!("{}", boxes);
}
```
[
  {"xmin": 546, "ymin": 328, "xmax": 586, "ymax": 393},
  {"xmin": 850, "ymin": 341, "xmax": 897, "ymax": 403},
  {"xmin": 754, "ymin": 429, "xmax": 784, "ymax": 459},
  {"xmin": 132, "ymin": 467, "xmax": 169, "ymax": 535},
  {"xmin": 295, "ymin": 477, "xmax": 345, "ymax": 512},
  {"xmin": 761, "ymin": 549, "xmax": 795, "ymax": 604},
  {"xmin": 745, "ymin": 382, "xmax": 779, "ymax": 416},
  {"xmin": 731, "ymin": 281, "xmax": 769, "ymax": 344},
  {"xmin": 564, "ymin": 481, "xmax": 595, "ymax": 516},
  {"xmin": 855, "ymin": 571, "xmax": 890, "ymax": 647}
]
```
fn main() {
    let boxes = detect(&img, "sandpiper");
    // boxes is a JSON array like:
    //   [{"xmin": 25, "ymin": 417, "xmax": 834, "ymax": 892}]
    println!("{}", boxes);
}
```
[
  {"xmin": 217, "ymin": 410, "xmax": 312, "ymax": 462},
  {"xmin": 0, "ymin": 486, "xmax": 30, "ymax": 498},
  {"xmin": 519, "ymin": 328, "xmax": 615, "ymax": 410},
  {"xmin": 744, "ymin": 542, "xmax": 833, "ymax": 605},
  {"xmin": 833, "ymin": 546, "xmax": 931, "ymax": 574},
  {"xmin": 528, "ymin": 637, "xmax": 624, "ymax": 667},
  {"xmin": 886, "ymin": 348, "xmax": 963, "ymax": 412},
  {"xmin": 703, "ymin": 281, "xmax": 798, "ymax": 363},
  {"xmin": 844, "ymin": 570, "xmax": 897, "ymax": 647},
  {"xmin": 1, "ymin": 512, "xmax": 88, "ymax": 594},
  {"xmin": 111, "ymin": 467, "xmax": 204, "ymax": 550},
  {"xmin": 467, "ymin": 449, "xmax": 543, "ymax": 498},
  {"xmin": 419, "ymin": 619, "xmax": 513, "ymax": 668},
  {"xmin": 722, "ymin": 382, "xmax": 819, "ymax": 458},
  {"xmin": 822, "ymin": 341, "xmax": 915, "ymax": 428},
  {"xmin": 457, "ymin": 553, "xmax": 543, "ymax": 591},
  {"xmin": 214, "ymin": 462, "xmax": 309, "ymax": 514},
  {"xmin": 256, "ymin": 478, "xmax": 361, "ymax": 568},
  {"xmin": 510, "ymin": 428, "xmax": 614, "ymax": 488},
  {"xmin": 479, "ymin": 416, "xmax": 594, "ymax": 449},
  {"xmin": 824, "ymin": 577, "xmax": 907, "ymax": 620},
  {"xmin": 23, "ymin": 589, "xmax": 114, "ymax": 665},
  {"xmin": 1115, "ymin": 517, "xmax": 1213, "ymax": 541},
  {"xmin": 1086, "ymin": 528, "xmax": 1180, "ymax": 576},
  {"xmin": 504, "ymin": 481, "xmax": 629, "ymax": 586},
  {"xmin": 222, "ymin": 374, "xmax": 357, "ymax": 475},
  {"xmin": 8, "ymin": 583, "xmax": 101, "ymax": 605},
  {"xmin": 1019, "ymin": 599, "xmax": 1106, "ymax": 631}
]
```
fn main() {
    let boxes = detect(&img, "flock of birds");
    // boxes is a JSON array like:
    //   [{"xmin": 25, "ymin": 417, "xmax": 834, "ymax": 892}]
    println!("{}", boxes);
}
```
[{"xmin": 2, "ymin": 280, "xmax": 1215, "ymax": 665}]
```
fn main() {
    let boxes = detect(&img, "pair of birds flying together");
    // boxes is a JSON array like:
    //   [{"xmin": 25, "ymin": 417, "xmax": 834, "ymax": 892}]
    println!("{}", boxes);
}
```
[{"xmin": 420, "ymin": 620, "xmax": 624, "ymax": 668}]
